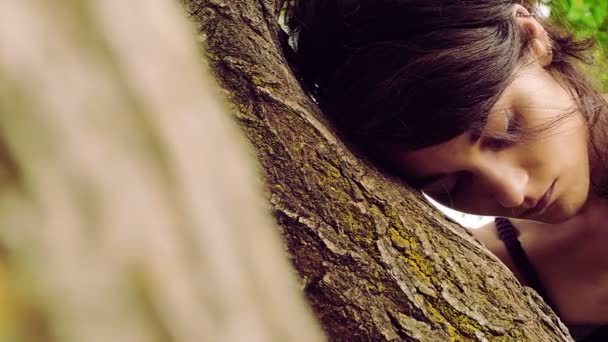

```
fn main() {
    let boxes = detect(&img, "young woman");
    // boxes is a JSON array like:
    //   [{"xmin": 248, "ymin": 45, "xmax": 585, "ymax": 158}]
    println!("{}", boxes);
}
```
[{"xmin": 290, "ymin": 0, "xmax": 608, "ymax": 340}]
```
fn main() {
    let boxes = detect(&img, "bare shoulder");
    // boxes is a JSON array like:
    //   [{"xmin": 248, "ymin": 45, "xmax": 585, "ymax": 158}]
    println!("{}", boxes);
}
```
[{"xmin": 468, "ymin": 220, "xmax": 501, "ymax": 252}]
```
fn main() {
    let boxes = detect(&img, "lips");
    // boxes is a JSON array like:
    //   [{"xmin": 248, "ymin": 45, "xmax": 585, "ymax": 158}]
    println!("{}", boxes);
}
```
[{"xmin": 522, "ymin": 180, "xmax": 556, "ymax": 218}]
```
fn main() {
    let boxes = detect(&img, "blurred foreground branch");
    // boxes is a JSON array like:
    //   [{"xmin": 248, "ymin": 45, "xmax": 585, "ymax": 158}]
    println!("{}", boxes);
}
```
[{"xmin": 0, "ymin": 1, "xmax": 324, "ymax": 341}]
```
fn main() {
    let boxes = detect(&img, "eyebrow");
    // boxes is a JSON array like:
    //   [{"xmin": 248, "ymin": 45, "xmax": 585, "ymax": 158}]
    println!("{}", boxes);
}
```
[{"xmin": 469, "ymin": 105, "xmax": 517, "ymax": 143}]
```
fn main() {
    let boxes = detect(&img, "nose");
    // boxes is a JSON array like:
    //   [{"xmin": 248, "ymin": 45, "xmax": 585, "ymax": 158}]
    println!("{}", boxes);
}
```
[{"xmin": 476, "ymin": 162, "xmax": 528, "ymax": 209}]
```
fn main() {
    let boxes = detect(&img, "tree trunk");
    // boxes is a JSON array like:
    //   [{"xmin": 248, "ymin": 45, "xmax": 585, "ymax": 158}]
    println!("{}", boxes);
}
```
[
  {"xmin": 185, "ymin": 0, "xmax": 575, "ymax": 341},
  {"xmin": 0, "ymin": 1, "xmax": 324, "ymax": 341}
]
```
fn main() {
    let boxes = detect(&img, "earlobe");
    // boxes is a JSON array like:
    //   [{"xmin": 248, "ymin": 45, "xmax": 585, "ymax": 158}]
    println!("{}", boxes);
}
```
[{"xmin": 528, "ymin": 38, "xmax": 553, "ymax": 67}]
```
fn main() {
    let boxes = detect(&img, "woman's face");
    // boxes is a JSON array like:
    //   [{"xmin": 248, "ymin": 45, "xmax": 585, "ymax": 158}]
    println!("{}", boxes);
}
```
[{"xmin": 391, "ymin": 62, "xmax": 591, "ymax": 224}]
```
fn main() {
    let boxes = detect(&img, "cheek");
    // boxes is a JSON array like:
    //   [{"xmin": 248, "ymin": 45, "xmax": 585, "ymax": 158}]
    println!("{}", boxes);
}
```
[
  {"xmin": 526, "ymin": 117, "xmax": 589, "ymax": 175},
  {"xmin": 451, "ymin": 199, "xmax": 496, "ymax": 216},
  {"xmin": 554, "ymin": 126, "xmax": 589, "ymax": 174},
  {"xmin": 535, "ymin": 122, "xmax": 591, "ymax": 210},
  {"xmin": 429, "ymin": 189, "xmax": 493, "ymax": 216},
  {"xmin": 424, "ymin": 192, "xmax": 463, "ymax": 212}
]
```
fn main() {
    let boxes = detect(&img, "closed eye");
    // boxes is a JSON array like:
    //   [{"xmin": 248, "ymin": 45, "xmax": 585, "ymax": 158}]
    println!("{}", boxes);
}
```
[
  {"xmin": 483, "ymin": 137, "xmax": 514, "ymax": 150},
  {"xmin": 482, "ymin": 110, "xmax": 520, "ymax": 150}
]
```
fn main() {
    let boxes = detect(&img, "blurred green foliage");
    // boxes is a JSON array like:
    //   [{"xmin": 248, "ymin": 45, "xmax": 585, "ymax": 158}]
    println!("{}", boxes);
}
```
[
  {"xmin": 551, "ymin": 0, "xmax": 608, "ymax": 45},
  {"xmin": 550, "ymin": 0, "xmax": 608, "ymax": 87}
]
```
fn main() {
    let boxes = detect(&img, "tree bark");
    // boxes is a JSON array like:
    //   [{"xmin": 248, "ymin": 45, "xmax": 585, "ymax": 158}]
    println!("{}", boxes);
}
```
[
  {"xmin": 0, "ymin": 1, "xmax": 324, "ymax": 341},
  {"xmin": 185, "ymin": 0, "xmax": 575, "ymax": 341}
]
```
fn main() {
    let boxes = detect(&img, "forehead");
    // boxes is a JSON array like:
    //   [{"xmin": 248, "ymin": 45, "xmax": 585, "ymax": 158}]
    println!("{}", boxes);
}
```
[{"xmin": 492, "ymin": 61, "xmax": 555, "ymax": 111}]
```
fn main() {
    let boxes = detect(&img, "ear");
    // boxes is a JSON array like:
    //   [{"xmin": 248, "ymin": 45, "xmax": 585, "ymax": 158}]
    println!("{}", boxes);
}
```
[{"xmin": 512, "ymin": 4, "xmax": 553, "ymax": 67}]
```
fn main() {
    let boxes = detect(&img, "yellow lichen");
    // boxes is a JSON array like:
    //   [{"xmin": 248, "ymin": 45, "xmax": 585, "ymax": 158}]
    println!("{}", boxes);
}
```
[{"xmin": 390, "ymin": 228, "xmax": 411, "ymax": 250}]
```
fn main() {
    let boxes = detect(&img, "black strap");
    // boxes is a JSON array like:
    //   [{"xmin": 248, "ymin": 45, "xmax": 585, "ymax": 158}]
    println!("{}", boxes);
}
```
[
  {"xmin": 495, "ymin": 218, "xmax": 608, "ymax": 341},
  {"xmin": 494, "ymin": 217, "xmax": 561, "ymax": 316}
]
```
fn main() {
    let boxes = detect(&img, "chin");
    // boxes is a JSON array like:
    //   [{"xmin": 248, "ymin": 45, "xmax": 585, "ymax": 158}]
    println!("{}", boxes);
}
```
[{"xmin": 537, "ymin": 199, "xmax": 583, "ymax": 224}]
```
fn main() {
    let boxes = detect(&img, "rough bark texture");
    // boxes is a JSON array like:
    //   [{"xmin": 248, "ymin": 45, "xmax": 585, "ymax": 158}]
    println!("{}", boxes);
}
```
[
  {"xmin": 185, "ymin": 0, "xmax": 575, "ymax": 341},
  {"xmin": 0, "ymin": 1, "xmax": 324, "ymax": 341}
]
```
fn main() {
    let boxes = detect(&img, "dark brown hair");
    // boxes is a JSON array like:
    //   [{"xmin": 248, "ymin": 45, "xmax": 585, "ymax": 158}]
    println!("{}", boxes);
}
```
[{"xmin": 288, "ymin": 0, "xmax": 607, "ymax": 183}]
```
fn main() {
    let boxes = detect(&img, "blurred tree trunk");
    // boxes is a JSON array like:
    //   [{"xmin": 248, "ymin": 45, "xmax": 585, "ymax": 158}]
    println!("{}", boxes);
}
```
[
  {"xmin": 184, "ymin": 0, "xmax": 576, "ymax": 341},
  {"xmin": 0, "ymin": 1, "xmax": 324, "ymax": 341}
]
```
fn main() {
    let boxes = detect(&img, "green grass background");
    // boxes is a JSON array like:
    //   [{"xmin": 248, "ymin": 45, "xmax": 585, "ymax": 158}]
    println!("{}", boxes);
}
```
[{"xmin": 550, "ymin": 0, "xmax": 608, "ymax": 87}]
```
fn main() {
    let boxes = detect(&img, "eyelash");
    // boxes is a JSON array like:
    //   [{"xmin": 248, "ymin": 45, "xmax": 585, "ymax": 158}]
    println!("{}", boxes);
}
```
[{"xmin": 484, "ymin": 137, "xmax": 513, "ymax": 150}]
